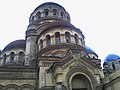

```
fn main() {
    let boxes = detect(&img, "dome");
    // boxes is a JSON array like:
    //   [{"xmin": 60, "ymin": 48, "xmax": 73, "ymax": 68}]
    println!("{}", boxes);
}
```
[
  {"xmin": 29, "ymin": 2, "xmax": 70, "ymax": 23},
  {"xmin": 2, "ymin": 39, "xmax": 26, "ymax": 52},
  {"xmin": 34, "ymin": 2, "xmax": 65, "ymax": 12},
  {"xmin": 104, "ymin": 54, "xmax": 120, "ymax": 62},
  {"xmin": 85, "ymin": 46, "xmax": 96, "ymax": 54},
  {"xmin": 85, "ymin": 46, "xmax": 98, "ymax": 57}
]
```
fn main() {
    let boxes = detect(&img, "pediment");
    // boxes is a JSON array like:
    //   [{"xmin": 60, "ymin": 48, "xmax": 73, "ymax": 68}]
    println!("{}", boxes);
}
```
[
  {"xmin": 61, "ymin": 56, "xmax": 96, "ymax": 72},
  {"xmin": 49, "ymin": 56, "xmax": 96, "ymax": 74},
  {"xmin": 48, "ymin": 49, "xmax": 100, "ymax": 76}
]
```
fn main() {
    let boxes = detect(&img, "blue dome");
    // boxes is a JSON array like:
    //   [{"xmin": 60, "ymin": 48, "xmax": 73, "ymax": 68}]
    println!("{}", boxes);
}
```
[
  {"xmin": 104, "ymin": 54, "xmax": 120, "ymax": 62},
  {"xmin": 85, "ymin": 46, "xmax": 96, "ymax": 54},
  {"xmin": 85, "ymin": 46, "xmax": 98, "ymax": 57}
]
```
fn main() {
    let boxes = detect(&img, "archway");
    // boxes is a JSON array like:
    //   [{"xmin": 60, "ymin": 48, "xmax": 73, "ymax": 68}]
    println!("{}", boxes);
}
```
[{"xmin": 71, "ymin": 74, "xmax": 92, "ymax": 90}]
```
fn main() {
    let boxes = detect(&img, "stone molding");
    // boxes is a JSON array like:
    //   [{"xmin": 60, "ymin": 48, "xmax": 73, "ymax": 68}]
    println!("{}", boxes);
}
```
[{"xmin": 0, "ymin": 84, "xmax": 35, "ymax": 90}]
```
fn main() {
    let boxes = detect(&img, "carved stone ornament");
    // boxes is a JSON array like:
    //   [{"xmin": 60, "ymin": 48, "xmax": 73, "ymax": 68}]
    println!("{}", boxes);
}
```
[{"xmin": 69, "ymin": 60, "xmax": 87, "ymax": 70}]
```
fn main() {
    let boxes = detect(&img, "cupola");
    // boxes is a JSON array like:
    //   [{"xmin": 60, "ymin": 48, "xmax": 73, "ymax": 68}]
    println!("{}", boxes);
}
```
[{"xmin": 29, "ymin": 2, "xmax": 71, "ymax": 24}]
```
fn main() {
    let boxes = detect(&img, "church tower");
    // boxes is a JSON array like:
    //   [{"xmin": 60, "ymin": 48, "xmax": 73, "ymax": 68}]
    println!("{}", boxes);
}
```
[{"xmin": 25, "ymin": 2, "xmax": 104, "ymax": 90}]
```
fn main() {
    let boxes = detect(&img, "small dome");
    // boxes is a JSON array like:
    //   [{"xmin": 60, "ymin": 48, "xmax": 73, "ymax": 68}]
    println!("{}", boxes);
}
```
[
  {"xmin": 2, "ymin": 39, "xmax": 25, "ymax": 52},
  {"xmin": 104, "ymin": 54, "xmax": 120, "ymax": 62},
  {"xmin": 85, "ymin": 46, "xmax": 98, "ymax": 57},
  {"xmin": 29, "ymin": 2, "xmax": 70, "ymax": 23},
  {"xmin": 85, "ymin": 46, "xmax": 96, "ymax": 54},
  {"xmin": 34, "ymin": 2, "xmax": 65, "ymax": 12}
]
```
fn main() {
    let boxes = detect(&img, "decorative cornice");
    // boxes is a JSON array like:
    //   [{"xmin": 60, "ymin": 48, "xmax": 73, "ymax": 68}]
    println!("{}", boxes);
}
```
[
  {"xmin": 0, "ymin": 67, "xmax": 37, "ymax": 72},
  {"xmin": 0, "ymin": 84, "xmax": 35, "ymax": 90},
  {"xmin": 36, "ymin": 44, "xmax": 85, "ymax": 57}
]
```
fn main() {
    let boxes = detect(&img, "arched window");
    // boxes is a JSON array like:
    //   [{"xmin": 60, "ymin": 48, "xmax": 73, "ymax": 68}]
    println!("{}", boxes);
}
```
[
  {"xmin": 103, "ymin": 62, "xmax": 108, "ymax": 68},
  {"xmin": 55, "ymin": 32, "xmax": 61, "ymax": 44},
  {"xmin": 118, "ymin": 61, "xmax": 120, "ymax": 65},
  {"xmin": 46, "ymin": 35, "xmax": 51, "ymax": 46},
  {"xmin": 93, "ymin": 56, "xmax": 95, "ymax": 59},
  {"xmin": 65, "ymin": 32, "xmax": 71, "ymax": 43},
  {"xmin": 44, "ymin": 9, "xmax": 49, "ymax": 17},
  {"xmin": 18, "ymin": 52, "xmax": 25, "ymax": 64},
  {"xmin": 10, "ymin": 52, "xmax": 15, "ymax": 63},
  {"xmin": 53, "ymin": 9, "xmax": 57, "ymax": 16},
  {"xmin": 112, "ymin": 62, "xmax": 115, "ymax": 70},
  {"xmin": 67, "ymin": 15, "xmax": 70, "ymax": 21},
  {"xmin": 74, "ymin": 34, "xmax": 79, "ymax": 44},
  {"xmin": 36, "ymin": 12, "xmax": 41, "ymax": 19},
  {"xmin": 40, "ymin": 39, "xmax": 43, "ymax": 49},
  {"xmin": 32, "ymin": 16, "xmax": 34, "ymax": 21},
  {"xmin": 3, "ymin": 54, "xmax": 6, "ymax": 64},
  {"xmin": 61, "ymin": 11, "xmax": 65, "ymax": 19}
]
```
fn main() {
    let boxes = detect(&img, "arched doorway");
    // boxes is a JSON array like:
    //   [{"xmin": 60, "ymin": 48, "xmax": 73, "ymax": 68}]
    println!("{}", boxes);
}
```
[{"xmin": 71, "ymin": 74, "xmax": 92, "ymax": 90}]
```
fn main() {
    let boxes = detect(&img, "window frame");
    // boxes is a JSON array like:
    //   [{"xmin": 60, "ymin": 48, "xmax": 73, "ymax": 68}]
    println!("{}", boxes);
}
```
[
  {"xmin": 36, "ymin": 11, "xmax": 41, "ymax": 19},
  {"xmin": 74, "ymin": 34, "xmax": 79, "ymax": 44},
  {"xmin": 10, "ymin": 52, "xmax": 15, "ymax": 63},
  {"xmin": 46, "ymin": 35, "xmax": 51, "ymax": 46},
  {"xmin": 55, "ymin": 32, "xmax": 61, "ymax": 44},
  {"xmin": 65, "ymin": 32, "xmax": 71, "ymax": 44}
]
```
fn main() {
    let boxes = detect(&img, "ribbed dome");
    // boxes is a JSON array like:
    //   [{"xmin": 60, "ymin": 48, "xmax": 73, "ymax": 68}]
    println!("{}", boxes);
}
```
[
  {"xmin": 2, "ymin": 39, "xmax": 25, "ymax": 52},
  {"xmin": 34, "ymin": 2, "xmax": 65, "ymax": 12},
  {"xmin": 104, "ymin": 54, "xmax": 120, "ymax": 62},
  {"xmin": 29, "ymin": 2, "xmax": 70, "ymax": 24}
]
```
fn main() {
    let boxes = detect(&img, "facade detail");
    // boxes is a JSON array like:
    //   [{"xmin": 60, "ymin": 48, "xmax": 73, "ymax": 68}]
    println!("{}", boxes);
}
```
[{"xmin": 0, "ymin": 2, "xmax": 120, "ymax": 90}]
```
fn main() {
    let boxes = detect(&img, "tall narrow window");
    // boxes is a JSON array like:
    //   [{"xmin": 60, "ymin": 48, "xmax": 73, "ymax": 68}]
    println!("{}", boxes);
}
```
[
  {"xmin": 18, "ymin": 52, "xmax": 25, "ymax": 64},
  {"xmin": 3, "ymin": 54, "xmax": 6, "ymax": 64},
  {"xmin": 112, "ymin": 62, "xmax": 115, "ymax": 70},
  {"xmin": 74, "ymin": 34, "xmax": 79, "ymax": 44},
  {"xmin": 10, "ymin": 52, "xmax": 14, "ymax": 63},
  {"xmin": 36, "ymin": 12, "xmax": 41, "ymax": 19},
  {"xmin": 61, "ymin": 11, "xmax": 64, "ymax": 19},
  {"xmin": 103, "ymin": 62, "xmax": 108, "ymax": 68},
  {"xmin": 119, "ymin": 61, "xmax": 120, "ymax": 65},
  {"xmin": 55, "ymin": 32, "xmax": 61, "ymax": 44},
  {"xmin": 65, "ymin": 32, "xmax": 71, "ymax": 43},
  {"xmin": 53, "ymin": 9, "xmax": 57, "ymax": 16},
  {"xmin": 40, "ymin": 39, "xmax": 43, "ymax": 49},
  {"xmin": 46, "ymin": 35, "xmax": 51, "ymax": 46},
  {"xmin": 32, "ymin": 16, "xmax": 34, "ymax": 21},
  {"xmin": 67, "ymin": 16, "xmax": 70, "ymax": 21},
  {"xmin": 44, "ymin": 9, "xmax": 49, "ymax": 17}
]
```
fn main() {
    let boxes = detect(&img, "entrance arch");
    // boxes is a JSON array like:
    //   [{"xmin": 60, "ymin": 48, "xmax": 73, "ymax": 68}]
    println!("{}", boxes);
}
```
[
  {"xmin": 71, "ymin": 74, "xmax": 92, "ymax": 90},
  {"xmin": 65, "ymin": 67, "xmax": 97, "ymax": 90}
]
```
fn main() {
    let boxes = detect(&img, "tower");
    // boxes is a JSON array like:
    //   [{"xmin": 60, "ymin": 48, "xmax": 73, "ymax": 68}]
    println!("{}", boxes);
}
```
[{"xmin": 25, "ymin": 2, "xmax": 103, "ymax": 90}]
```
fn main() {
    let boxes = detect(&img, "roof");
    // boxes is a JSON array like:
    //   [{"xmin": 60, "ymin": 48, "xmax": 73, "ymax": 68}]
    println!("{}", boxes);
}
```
[
  {"xmin": 85, "ymin": 46, "xmax": 98, "ymax": 57},
  {"xmin": 2, "ymin": 39, "xmax": 26, "ymax": 52},
  {"xmin": 34, "ymin": 2, "xmax": 65, "ymax": 12},
  {"xmin": 104, "ymin": 54, "xmax": 120, "ymax": 62}
]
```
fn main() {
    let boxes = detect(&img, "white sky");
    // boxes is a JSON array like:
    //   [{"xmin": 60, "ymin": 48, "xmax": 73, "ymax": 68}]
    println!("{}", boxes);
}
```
[{"xmin": 0, "ymin": 0, "xmax": 120, "ymax": 64}]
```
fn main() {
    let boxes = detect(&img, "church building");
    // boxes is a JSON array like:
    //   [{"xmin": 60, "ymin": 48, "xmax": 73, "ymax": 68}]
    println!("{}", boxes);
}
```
[{"xmin": 0, "ymin": 2, "xmax": 120, "ymax": 90}]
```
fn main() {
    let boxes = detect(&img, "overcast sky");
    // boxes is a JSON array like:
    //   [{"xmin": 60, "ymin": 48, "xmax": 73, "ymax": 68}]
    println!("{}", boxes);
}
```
[{"xmin": 0, "ymin": 0, "xmax": 120, "ymax": 63}]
